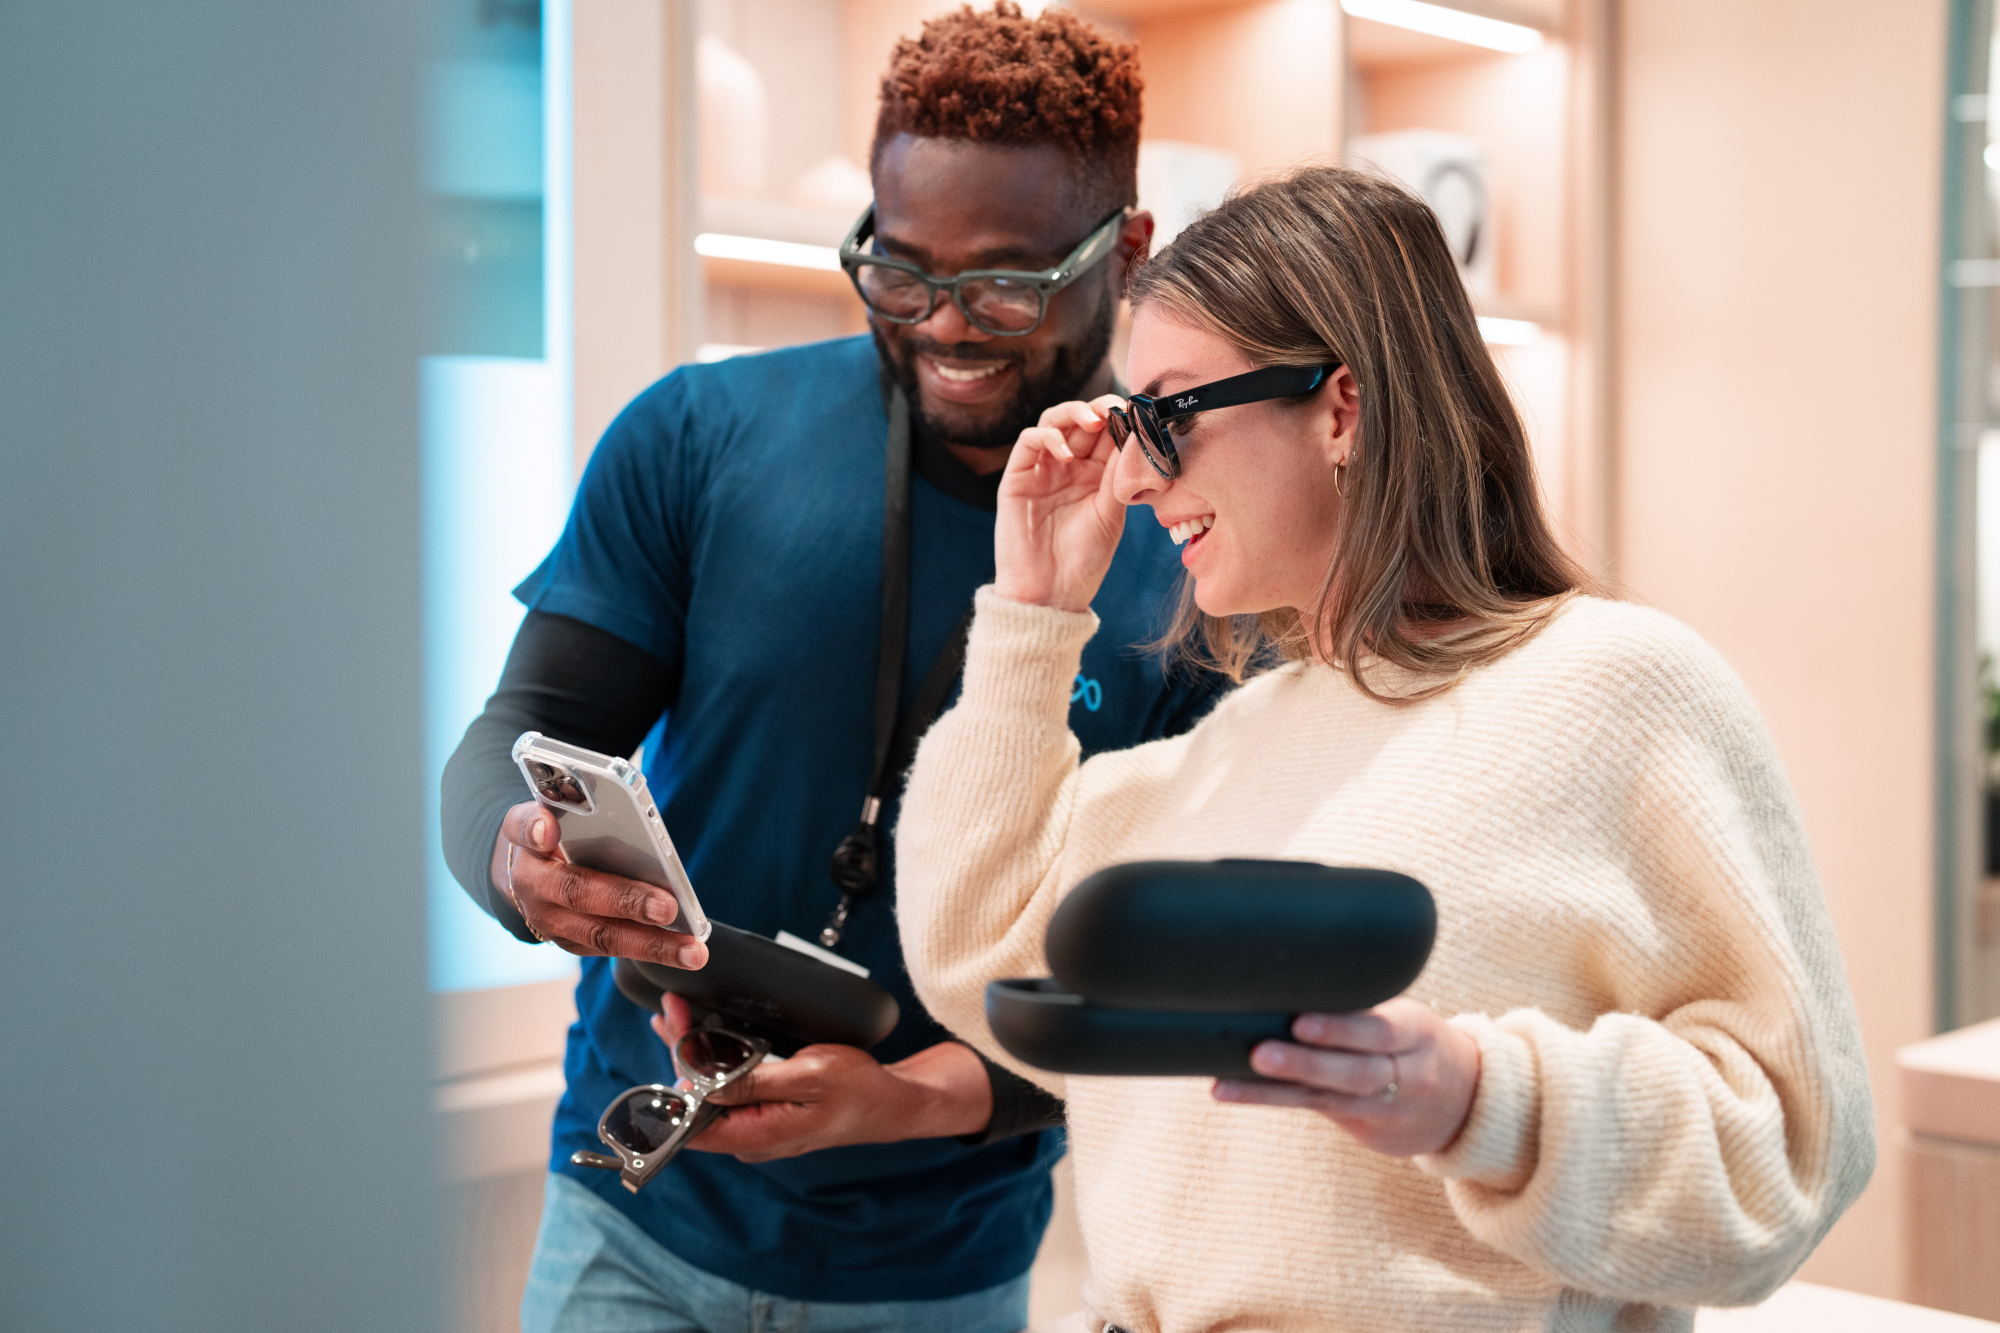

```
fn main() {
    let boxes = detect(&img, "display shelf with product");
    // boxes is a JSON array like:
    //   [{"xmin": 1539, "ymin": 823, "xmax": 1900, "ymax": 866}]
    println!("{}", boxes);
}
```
[
  {"xmin": 692, "ymin": 0, "xmax": 868, "ymax": 358},
  {"xmin": 1338, "ymin": 0, "xmax": 1610, "ymax": 559},
  {"xmin": 678, "ymin": 0, "xmax": 1610, "ymax": 554}
]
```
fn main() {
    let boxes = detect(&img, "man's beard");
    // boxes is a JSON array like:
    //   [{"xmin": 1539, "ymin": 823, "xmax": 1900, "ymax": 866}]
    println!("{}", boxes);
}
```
[{"xmin": 876, "ymin": 282, "xmax": 1117, "ymax": 453}]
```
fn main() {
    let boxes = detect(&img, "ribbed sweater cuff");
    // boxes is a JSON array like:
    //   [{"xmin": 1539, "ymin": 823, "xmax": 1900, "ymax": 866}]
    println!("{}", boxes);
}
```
[
  {"xmin": 963, "ymin": 585, "xmax": 1099, "ymax": 721},
  {"xmin": 1413, "ymin": 1013, "xmax": 1539, "ymax": 1191}
]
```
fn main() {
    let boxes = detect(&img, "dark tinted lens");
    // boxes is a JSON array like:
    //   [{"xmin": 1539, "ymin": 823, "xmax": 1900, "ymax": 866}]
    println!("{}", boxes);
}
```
[
  {"xmin": 677, "ymin": 1029, "xmax": 759, "ymax": 1081},
  {"xmin": 1106, "ymin": 408, "xmax": 1132, "ymax": 450},
  {"xmin": 855, "ymin": 263, "xmax": 932, "ymax": 320},
  {"xmin": 1130, "ymin": 406, "xmax": 1177, "ymax": 478},
  {"xmin": 603, "ymin": 1088, "xmax": 690, "ymax": 1155}
]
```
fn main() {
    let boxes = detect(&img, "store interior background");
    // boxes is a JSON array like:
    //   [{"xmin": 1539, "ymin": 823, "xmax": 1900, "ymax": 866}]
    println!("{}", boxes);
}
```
[{"xmin": 6, "ymin": 0, "xmax": 1999, "ymax": 1329}]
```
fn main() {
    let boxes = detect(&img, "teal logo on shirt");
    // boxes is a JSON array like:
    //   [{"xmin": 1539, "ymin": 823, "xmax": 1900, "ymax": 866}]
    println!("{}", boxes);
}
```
[{"xmin": 1072, "ymin": 674, "xmax": 1102, "ymax": 712}]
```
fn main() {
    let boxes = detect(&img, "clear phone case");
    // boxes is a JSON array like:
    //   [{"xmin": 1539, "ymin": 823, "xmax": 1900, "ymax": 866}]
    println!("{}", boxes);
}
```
[{"xmin": 511, "ymin": 731, "xmax": 712, "ymax": 942}]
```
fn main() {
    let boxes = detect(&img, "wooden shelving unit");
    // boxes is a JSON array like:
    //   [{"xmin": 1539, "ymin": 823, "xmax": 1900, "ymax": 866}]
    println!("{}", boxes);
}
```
[{"xmin": 680, "ymin": 0, "xmax": 1611, "ymax": 558}]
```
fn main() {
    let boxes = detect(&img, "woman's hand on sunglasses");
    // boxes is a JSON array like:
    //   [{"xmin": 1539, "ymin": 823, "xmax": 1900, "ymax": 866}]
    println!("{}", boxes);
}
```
[
  {"xmin": 647, "ymin": 994, "xmax": 993, "ymax": 1162},
  {"xmin": 488, "ymin": 801, "xmax": 709, "ymax": 970},
  {"xmin": 994, "ymin": 394, "xmax": 1129, "ymax": 614},
  {"xmin": 1210, "ymin": 998, "xmax": 1481, "ymax": 1158}
]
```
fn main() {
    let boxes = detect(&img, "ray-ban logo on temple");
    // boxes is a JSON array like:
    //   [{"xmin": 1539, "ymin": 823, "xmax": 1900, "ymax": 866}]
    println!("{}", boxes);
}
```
[{"xmin": 1173, "ymin": 394, "xmax": 1200, "ymax": 410}]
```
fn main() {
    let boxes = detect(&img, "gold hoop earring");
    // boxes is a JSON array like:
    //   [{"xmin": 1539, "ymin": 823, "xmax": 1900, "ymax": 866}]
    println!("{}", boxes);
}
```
[{"xmin": 1334, "ymin": 462, "xmax": 1347, "ymax": 498}]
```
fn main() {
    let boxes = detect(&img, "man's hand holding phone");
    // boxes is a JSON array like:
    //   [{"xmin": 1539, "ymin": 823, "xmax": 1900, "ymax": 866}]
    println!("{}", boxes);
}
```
[{"xmin": 490, "ymin": 803, "xmax": 710, "ymax": 971}]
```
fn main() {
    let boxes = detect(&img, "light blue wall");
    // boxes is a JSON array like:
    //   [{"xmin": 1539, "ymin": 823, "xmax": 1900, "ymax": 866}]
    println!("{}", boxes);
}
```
[
  {"xmin": 422, "ymin": 355, "xmax": 578, "ymax": 991},
  {"xmin": 422, "ymin": 0, "xmax": 582, "ymax": 992},
  {"xmin": 0, "ymin": 3, "xmax": 438, "ymax": 1328}
]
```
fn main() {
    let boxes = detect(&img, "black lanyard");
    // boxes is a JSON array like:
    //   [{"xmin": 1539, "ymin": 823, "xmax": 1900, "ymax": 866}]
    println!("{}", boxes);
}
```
[{"xmin": 821, "ymin": 384, "xmax": 977, "ymax": 948}]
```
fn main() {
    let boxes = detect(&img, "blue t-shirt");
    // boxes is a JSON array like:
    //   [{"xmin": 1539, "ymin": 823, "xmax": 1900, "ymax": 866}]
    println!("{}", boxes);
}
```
[{"xmin": 515, "ymin": 335, "xmax": 1226, "ymax": 1302}]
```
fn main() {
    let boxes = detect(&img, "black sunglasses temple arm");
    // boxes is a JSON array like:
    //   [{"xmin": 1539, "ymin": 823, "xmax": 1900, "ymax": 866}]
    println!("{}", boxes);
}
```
[{"xmin": 1153, "ymin": 362, "xmax": 1339, "ymax": 421}]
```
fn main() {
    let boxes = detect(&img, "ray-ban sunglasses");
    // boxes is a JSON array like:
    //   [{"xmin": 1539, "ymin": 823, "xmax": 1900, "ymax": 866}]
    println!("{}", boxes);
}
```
[
  {"xmin": 570, "ymin": 1023, "xmax": 771, "ymax": 1194},
  {"xmin": 1107, "ymin": 362, "xmax": 1342, "ymax": 480}
]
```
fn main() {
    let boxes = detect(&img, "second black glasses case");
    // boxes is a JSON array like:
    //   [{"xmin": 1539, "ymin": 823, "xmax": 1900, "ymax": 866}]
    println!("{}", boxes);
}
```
[
  {"xmin": 986, "ymin": 859, "xmax": 1435, "ymax": 1079},
  {"xmin": 614, "ymin": 922, "xmax": 900, "ymax": 1056}
]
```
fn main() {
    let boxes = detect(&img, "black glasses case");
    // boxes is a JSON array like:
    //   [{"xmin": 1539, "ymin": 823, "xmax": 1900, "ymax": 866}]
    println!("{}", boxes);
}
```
[
  {"xmin": 614, "ymin": 922, "xmax": 900, "ymax": 1056},
  {"xmin": 987, "ymin": 860, "xmax": 1436, "ymax": 1078}
]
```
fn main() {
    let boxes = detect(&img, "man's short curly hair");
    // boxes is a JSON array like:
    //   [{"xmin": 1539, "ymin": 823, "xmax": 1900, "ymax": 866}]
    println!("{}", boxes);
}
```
[{"xmin": 873, "ymin": 2, "xmax": 1142, "ymax": 213}]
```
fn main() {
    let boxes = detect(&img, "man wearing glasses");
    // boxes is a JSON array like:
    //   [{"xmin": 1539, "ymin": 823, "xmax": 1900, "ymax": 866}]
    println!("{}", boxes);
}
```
[{"xmin": 442, "ymin": 5, "xmax": 1226, "ymax": 1329}]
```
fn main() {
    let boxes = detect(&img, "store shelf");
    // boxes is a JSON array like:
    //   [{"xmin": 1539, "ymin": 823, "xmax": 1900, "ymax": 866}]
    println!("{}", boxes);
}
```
[
  {"xmin": 697, "ymin": 195, "xmax": 860, "ymax": 301},
  {"xmin": 701, "ymin": 253, "xmax": 855, "ymax": 299},
  {"xmin": 700, "ymin": 196, "xmax": 855, "ymax": 249},
  {"xmin": 686, "ymin": 0, "xmax": 1599, "ymax": 487}
]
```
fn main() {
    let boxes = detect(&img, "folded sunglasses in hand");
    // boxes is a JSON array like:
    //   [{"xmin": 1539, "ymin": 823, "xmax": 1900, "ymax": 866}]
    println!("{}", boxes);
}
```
[{"xmin": 571, "ymin": 1024, "xmax": 772, "ymax": 1193}]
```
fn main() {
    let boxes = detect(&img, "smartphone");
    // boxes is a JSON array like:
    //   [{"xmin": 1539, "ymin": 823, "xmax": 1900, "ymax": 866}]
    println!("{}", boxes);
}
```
[{"xmin": 511, "ymin": 731, "xmax": 712, "ymax": 943}]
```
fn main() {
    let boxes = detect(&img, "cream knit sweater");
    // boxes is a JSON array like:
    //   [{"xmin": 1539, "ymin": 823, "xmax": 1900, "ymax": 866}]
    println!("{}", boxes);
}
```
[{"xmin": 897, "ymin": 589, "xmax": 1875, "ymax": 1333}]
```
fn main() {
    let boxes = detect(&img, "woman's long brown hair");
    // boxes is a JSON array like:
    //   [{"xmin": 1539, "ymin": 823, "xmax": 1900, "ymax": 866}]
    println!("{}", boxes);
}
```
[{"xmin": 1128, "ymin": 165, "xmax": 1599, "ymax": 701}]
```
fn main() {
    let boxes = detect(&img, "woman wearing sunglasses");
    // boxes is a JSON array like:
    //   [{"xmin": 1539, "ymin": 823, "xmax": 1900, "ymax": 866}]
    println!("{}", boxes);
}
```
[{"xmin": 895, "ymin": 165, "xmax": 1873, "ymax": 1332}]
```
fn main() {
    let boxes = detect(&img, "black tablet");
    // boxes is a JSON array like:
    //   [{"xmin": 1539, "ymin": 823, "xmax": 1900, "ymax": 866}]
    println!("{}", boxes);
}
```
[{"xmin": 613, "ymin": 921, "xmax": 900, "ymax": 1056}]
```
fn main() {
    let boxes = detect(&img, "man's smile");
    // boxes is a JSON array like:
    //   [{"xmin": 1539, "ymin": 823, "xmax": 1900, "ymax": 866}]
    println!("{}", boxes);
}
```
[{"xmin": 917, "ymin": 353, "xmax": 1020, "ymax": 405}]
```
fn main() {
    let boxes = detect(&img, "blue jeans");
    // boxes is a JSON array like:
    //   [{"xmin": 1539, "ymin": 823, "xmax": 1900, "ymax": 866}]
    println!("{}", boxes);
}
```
[{"xmin": 521, "ymin": 1173, "xmax": 1034, "ymax": 1333}]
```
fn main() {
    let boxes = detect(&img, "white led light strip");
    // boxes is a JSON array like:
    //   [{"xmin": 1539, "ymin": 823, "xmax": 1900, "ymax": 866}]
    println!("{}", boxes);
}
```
[
  {"xmin": 1476, "ymin": 316, "xmax": 1539, "ymax": 345},
  {"xmin": 1340, "ymin": 0, "xmax": 1543, "ymax": 54},
  {"xmin": 695, "ymin": 343, "xmax": 764, "ymax": 362},
  {"xmin": 694, "ymin": 233, "xmax": 842, "ymax": 272}
]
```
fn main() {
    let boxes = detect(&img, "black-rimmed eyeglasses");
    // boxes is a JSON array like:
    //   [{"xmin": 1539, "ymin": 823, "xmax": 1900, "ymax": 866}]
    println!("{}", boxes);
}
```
[
  {"xmin": 570, "ymin": 1024, "xmax": 770, "ymax": 1194},
  {"xmin": 1107, "ymin": 362, "xmax": 1343, "ymax": 480},
  {"xmin": 838, "ymin": 204, "xmax": 1126, "ymax": 337}
]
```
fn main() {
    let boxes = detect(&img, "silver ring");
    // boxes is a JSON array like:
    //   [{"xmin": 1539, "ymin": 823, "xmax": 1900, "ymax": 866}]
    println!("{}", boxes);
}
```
[{"xmin": 1377, "ymin": 1053, "xmax": 1400, "ymax": 1105}]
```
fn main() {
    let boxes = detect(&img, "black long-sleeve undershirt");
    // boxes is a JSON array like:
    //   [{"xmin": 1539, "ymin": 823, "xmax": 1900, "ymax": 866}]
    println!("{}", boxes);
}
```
[
  {"xmin": 441, "ymin": 609, "xmax": 673, "ymax": 941},
  {"xmin": 440, "ymin": 609, "xmax": 1064, "ymax": 1145}
]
